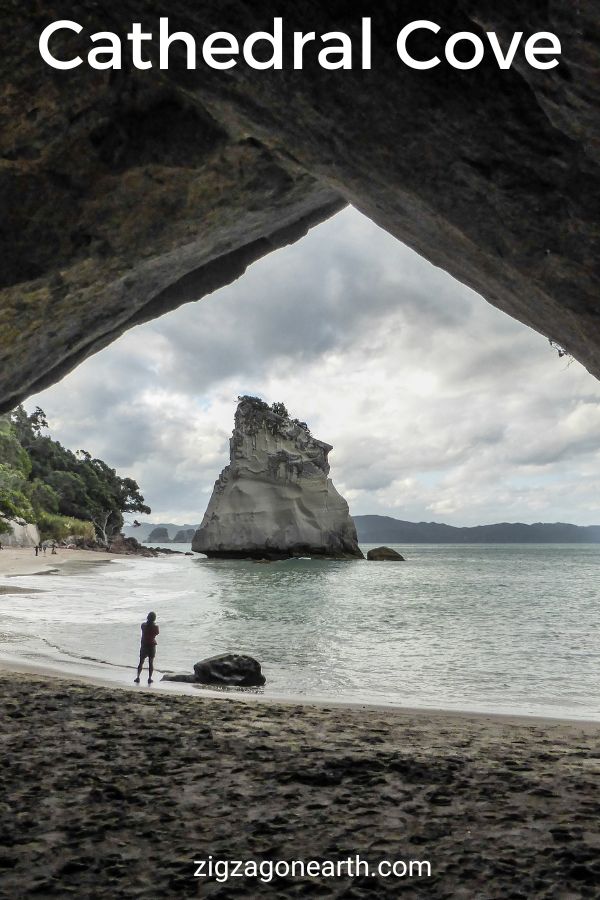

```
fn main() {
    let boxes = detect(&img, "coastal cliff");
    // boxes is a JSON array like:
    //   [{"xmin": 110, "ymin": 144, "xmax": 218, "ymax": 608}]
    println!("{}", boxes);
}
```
[
  {"xmin": 0, "ymin": 517, "xmax": 40, "ymax": 548},
  {"xmin": 192, "ymin": 398, "xmax": 363, "ymax": 559}
]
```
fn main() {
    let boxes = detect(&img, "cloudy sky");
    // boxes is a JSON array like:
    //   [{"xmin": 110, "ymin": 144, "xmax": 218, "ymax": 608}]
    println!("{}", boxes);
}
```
[{"xmin": 28, "ymin": 207, "xmax": 600, "ymax": 526}]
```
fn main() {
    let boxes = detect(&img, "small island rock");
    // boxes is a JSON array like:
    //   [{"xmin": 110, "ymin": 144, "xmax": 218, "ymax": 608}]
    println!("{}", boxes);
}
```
[
  {"xmin": 173, "ymin": 528, "xmax": 195, "ymax": 543},
  {"xmin": 192, "ymin": 396, "xmax": 363, "ymax": 560},
  {"xmin": 146, "ymin": 526, "xmax": 170, "ymax": 543},
  {"xmin": 366, "ymin": 546, "xmax": 405, "ymax": 561}
]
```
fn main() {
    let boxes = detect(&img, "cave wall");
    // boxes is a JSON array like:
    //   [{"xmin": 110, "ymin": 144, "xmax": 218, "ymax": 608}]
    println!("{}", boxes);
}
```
[{"xmin": 1, "ymin": 1, "xmax": 599, "ymax": 412}]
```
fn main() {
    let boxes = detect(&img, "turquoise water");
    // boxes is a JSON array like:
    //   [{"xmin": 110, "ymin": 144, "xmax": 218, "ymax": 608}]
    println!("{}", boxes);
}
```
[{"xmin": 1, "ymin": 544, "xmax": 599, "ymax": 719}]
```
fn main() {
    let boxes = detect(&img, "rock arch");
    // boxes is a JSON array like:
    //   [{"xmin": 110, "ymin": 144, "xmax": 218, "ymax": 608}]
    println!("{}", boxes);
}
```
[{"xmin": 1, "ymin": 2, "xmax": 599, "ymax": 412}]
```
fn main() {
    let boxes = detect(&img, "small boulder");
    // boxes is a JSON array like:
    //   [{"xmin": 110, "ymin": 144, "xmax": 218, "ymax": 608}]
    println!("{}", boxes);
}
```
[
  {"xmin": 366, "ymin": 546, "xmax": 405, "ymax": 561},
  {"xmin": 194, "ymin": 653, "xmax": 266, "ymax": 687}
]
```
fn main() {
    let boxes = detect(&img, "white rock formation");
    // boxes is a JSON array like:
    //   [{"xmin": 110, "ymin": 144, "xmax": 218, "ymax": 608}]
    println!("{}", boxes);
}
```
[
  {"xmin": 0, "ymin": 517, "xmax": 40, "ymax": 547},
  {"xmin": 192, "ymin": 397, "xmax": 363, "ymax": 559}
]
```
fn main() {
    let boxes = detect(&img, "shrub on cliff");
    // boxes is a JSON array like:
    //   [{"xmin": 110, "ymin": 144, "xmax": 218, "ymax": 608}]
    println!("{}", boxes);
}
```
[
  {"xmin": 37, "ymin": 512, "xmax": 96, "ymax": 542},
  {"xmin": 270, "ymin": 401, "xmax": 289, "ymax": 418}
]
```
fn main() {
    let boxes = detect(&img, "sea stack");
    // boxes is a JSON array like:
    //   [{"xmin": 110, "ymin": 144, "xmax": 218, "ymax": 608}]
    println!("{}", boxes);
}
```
[{"xmin": 192, "ymin": 397, "xmax": 363, "ymax": 560}]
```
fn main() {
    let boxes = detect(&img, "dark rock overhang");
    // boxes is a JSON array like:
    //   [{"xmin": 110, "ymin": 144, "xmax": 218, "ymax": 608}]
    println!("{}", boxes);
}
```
[{"xmin": 1, "ymin": 2, "xmax": 599, "ymax": 413}]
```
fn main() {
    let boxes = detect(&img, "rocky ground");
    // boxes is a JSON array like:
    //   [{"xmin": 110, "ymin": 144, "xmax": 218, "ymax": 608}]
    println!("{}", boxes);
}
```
[{"xmin": 0, "ymin": 672, "xmax": 599, "ymax": 898}]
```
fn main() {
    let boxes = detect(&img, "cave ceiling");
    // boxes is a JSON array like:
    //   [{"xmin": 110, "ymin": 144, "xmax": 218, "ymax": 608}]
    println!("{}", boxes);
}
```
[{"xmin": 1, "ymin": 2, "xmax": 598, "ymax": 412}]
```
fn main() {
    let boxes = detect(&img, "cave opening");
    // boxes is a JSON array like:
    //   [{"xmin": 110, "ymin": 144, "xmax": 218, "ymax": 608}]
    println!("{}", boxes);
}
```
[{"xmin": 21, "ymin": 205, "xmax": 600, "ymax": 532}]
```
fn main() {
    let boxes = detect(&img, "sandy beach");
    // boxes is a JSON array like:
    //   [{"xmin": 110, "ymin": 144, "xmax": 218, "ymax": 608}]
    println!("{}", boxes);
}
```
[
  {"xmin": 1, "ymin": 545, "xmax": 599, "ymax": 896},
  {"xmin": 0, "ymin": 668, "xmax": 599, "ymax": 898},
  {"xmin": 0, "ymin": 546, "xmax": 124, "ymax": 578}
]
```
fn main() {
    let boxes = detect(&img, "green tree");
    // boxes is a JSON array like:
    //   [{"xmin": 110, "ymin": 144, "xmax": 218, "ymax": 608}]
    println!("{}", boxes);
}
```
[
  {"xmin": 6, "ymin": 406, "xmax": 151, "ymax": 544},
  {"xmin": 0, "ymin": 415, "xmax": 34, "ymax": 528},
  {"xmin": 26, "ymin": 479, "xmax": 60, "ymax": 516},
  {"xmin": 0, "ymin": 464, "xmax": 35, "ymax": 523},
  {"xmin": 44, "ymin": 471, "xmax": 91, "ymax": 520}
]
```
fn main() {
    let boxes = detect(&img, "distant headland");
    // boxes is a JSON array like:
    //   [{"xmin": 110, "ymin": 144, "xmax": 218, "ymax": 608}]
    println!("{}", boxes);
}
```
[
  {"xmin": 127, "ymin": 516, "xmax": 600, "ymax": 546},
  {"xmin": 353, "ymin": 516, "xmax": 600, "ymax": 544}
]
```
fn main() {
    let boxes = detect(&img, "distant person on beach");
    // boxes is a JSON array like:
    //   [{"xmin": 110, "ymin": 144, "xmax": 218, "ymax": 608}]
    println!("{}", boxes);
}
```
[
  {"xmin": 135, "ymin": 612, "xmax": 159, "ymax": 684},
  {"xmin": 34, "ymin": 545, "xmax": 38, "ymax": 556}
]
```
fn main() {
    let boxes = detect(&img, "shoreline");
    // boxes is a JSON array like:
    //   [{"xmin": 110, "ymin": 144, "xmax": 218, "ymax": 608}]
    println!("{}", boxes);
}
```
[
  {"xmin": 2, "ymin": 546, "xmax": 599, "ymax": 725},
  {"xmin": 0, "ymin": 654, "xmax": 599, "ymax": 731},
  {"xmin": 2, "ymin": 553, "xmax": 600, "ymax": 896},
  {"xmin": 1, "ymin": 668, "xmax": 599, "ymax": 897},
  {"xmin": 0, "ymin": 545, "xmax": 128, "ymax": 578}
]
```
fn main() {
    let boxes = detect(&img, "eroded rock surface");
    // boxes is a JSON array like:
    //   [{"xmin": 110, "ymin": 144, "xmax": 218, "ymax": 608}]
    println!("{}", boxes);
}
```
[
  {"xmin": 194, "ymin": 653, "xmax": 266, "ymax": 687},
  {"xmin": 2, "ymin": 2, "xmax": 600, "ymax": 411},
  {"xmin": 0, "ymin": 517, "xmax": 40, "ymax": 548},
  {"xmin": 163, "ymin": 653, "xmax": 266, "ymax": 686},
  {"xmin": 192, "ymin": 397, "xmax": 363, "ymax": 559}
]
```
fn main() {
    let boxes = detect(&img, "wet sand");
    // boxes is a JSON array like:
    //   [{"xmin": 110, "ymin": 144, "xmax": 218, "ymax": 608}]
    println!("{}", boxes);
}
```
[{"xmin": 0, "ymin": 670, "xmax": 599, "ymax": 898}]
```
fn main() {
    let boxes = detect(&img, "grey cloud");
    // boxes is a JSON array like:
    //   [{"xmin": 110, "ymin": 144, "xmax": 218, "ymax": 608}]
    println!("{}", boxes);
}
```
[
  {"xmin": 28, "ymin": 207, "xmax": 600, "ymax": 526},
  {"xmin": 125, "ymin": 209, "xmax": 477, "ymax": 395}
]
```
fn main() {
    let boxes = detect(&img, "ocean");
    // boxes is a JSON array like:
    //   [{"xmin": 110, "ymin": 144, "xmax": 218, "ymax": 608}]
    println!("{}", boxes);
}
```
[{"xmin": 1, "ymin": 543, "xmax": 599, "ymax": 720}]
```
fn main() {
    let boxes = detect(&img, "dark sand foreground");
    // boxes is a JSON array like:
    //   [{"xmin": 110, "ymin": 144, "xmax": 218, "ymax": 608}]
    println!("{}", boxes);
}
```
[{"xmin": 1, "ymin": 672, "xmax": 599, "ymax": 898}]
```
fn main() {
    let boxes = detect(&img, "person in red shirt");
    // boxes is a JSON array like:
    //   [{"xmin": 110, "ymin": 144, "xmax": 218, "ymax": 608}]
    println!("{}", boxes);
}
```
[{"xmin": 134, "ymin": 611, "xmax": 159, "ymax": 684}]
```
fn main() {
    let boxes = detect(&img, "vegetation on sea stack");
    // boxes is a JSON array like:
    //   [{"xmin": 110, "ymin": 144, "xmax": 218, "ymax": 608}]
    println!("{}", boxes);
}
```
[
  {"xmin": 0, "ymin": 406, "xmax": 150, "ymax": 542},
  {"xmin": 237, "ymin": 396, "xmax": 310, "ymax": 433}
]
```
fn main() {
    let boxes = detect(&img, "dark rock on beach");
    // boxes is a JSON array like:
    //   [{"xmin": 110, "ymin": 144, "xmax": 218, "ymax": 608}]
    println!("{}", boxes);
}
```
[
  {"xmin": 367, "ymin": 546, "xmax": 406, "ymax": 561},
  {"xmin": 194, "ymin": 653, "xmax": 266, "ymax": 687},
  {"xmin": 100, "ymin": 534, "xmax": 156, "ymax": 556},
  {"xmin": 162, "ymin": 653, "xmax": 267, "ymax": 687},
  {"xmin": 106, "ymin": 534, "xmax": 167, "ymax": 557},
  {"xmin": 148, "ymin": 546, "xmax": 183, "ymax": 555}
]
